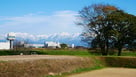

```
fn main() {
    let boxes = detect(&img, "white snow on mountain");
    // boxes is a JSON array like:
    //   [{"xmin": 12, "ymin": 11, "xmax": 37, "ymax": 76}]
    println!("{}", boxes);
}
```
[
  {"xmin": 13, "ymin": 32, "xmax": 80, "ymax": 40},
  {"xmin": 0, "ymin": 32, "xmax": 87, "ymax": 46}
]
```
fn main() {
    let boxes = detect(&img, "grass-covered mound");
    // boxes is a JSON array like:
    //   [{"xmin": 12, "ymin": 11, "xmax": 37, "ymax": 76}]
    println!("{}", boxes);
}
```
[
  {"xmin": 0, "ymin": 56, "xmax": 136, "ymax": 77},
  {"xmin": 0, "ymin": 56, "xmax": 97, "ymax": 77}
]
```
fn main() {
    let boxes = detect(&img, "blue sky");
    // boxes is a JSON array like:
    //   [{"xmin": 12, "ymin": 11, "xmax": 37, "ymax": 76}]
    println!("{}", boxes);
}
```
[{"xmin": 0, "ymin": 0, "xmax": 136, "ymax": 35}]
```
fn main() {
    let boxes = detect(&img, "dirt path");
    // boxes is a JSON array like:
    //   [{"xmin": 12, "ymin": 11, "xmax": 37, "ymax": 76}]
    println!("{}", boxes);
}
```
[
  {"xmin": 0, "ymin": 55, "xmax": 79, "ymax": 61},
  {"xmin": 68, "ymin": 68, "xmax": 136, "ymax": 77}
]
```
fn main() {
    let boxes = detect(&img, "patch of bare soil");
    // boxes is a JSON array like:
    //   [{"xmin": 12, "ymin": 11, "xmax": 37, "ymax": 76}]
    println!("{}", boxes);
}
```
[
  {"xmin": 68, "ymin": 68, "xmax": 136, "ymax": 77},
  {"xmin": 0, "ymin": 55, "xmax": 79, "ymax": 61}
]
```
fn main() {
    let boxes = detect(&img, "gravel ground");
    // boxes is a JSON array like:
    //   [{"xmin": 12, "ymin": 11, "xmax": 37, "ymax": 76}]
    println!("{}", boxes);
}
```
[
  {"xmin": 0, "ymin": 55, "xmax": 79, "ymax": 61},
  {"xmin": 68, "ymin": 68, "xmax": 136, "ymax": 77}
]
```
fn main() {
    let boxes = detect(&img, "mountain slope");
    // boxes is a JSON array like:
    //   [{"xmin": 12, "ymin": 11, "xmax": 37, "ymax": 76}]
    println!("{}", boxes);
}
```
[{"xmin": 0, "ymin": 32, "xmax": 87, "ymax": 46}]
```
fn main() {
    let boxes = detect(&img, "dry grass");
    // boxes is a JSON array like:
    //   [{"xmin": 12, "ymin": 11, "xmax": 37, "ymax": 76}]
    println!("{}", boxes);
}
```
[
  {"xmin": 0, "ymin": 55, "xmax": 136, "ymax": 77},
  {"xmin": 0, "ymin": 56, "xmax": 94, "ymax": 77}
]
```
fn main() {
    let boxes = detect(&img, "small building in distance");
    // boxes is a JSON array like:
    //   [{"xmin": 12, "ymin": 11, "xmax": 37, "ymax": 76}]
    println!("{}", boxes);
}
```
[
  {"xmin": 75, "ymin": 46, "xmax": 88, "ymax": 49},
  {"xmin": 68, "ymin": 44, "xmax": 75, "ymax": 48},
  {"xmin": 0, "ymin": 42, "xmax": 10, "ymax": 50},
  {"xmin": 45, "ymin": 41, "xmax": 61, "ymax": 48},
  {"xmin": 24, "ymin": 44, "xmax": 44, "ymax": 48},
  {"xmin": 0, "ymin": 32, "xmax": 15, "ymax": 50},
  {"xmin": 71, "ymin": 44, "xmax": 75, "ymax": 48}
]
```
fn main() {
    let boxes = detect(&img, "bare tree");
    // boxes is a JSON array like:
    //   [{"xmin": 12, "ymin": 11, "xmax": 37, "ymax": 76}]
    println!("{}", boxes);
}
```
[
  {"xmin": 13, "ymin": 39, "xmax": 32, "ymax": 55},
  {"xmin": 78, "ymin": 4, "xmax": 118, "ymax": 55}
]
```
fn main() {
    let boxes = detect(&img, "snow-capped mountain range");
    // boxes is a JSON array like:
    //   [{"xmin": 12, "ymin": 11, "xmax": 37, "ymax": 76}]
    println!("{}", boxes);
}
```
[{"xmin": 0, "ymin": 32, "xmax": 87, "ymax": 46}]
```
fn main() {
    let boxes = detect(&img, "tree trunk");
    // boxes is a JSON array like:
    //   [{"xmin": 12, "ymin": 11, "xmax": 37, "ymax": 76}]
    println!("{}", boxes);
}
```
[
  {"xmin": 101, "ymin": 46, "xmax": 107, "ymax": 56},
  {"xmin": 117, "ymin": 40, "xmax": 123, "ymax": 56},
  {"xmin": 118, "ymin": 47, "xmax": 122, "ymax": 56},
  {"xmin": 106, "ymin": 38, "xmax": 109, "ymax": 55}
]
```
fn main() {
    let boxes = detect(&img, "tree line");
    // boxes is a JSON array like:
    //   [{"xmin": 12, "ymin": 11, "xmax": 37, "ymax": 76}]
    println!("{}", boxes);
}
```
[{"xmin": 78, "ymin": 4, "xmax": 136, "ymax": 56}]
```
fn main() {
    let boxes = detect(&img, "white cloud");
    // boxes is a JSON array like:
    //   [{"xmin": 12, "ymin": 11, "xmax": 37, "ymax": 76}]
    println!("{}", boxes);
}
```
[
  {"xmin": 0, "ymin": 10, "xmax": 81, "ymax": 34},
  {"xmin": 0, "ymin": 32, "xmax": 81, "ymax": 41},
  {"xmin": 59, "ymin": 32, "xmax": 71, "ymax": 36}
]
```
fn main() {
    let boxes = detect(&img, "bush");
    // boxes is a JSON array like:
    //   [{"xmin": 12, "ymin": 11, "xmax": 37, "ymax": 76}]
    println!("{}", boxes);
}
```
[
  {"xmin": 100, "ymin": 57, "xmax": 136, "ymax": 68},
  {"xmin": 60, "ymin": 43, "xmax": 68, "ymax": 49},
  {"xmin": 0, "ymin": 50, "xmax": 36, "ymax": 55}
]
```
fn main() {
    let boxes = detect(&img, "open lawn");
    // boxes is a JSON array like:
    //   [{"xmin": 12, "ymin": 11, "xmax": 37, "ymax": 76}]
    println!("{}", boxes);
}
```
[{"xmin": 0, "ymin": 49, "xmax": 136, "ymax": 57}]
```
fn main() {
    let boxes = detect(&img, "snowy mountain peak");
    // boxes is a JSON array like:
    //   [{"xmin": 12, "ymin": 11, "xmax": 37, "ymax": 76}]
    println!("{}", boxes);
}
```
[{"xmin": 0, "ymin": 32, "xmax": 86, "ymax": 46}]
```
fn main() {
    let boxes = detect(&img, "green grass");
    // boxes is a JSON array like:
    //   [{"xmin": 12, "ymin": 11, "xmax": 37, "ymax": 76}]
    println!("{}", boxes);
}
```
[
  {"xmin": 0, "ymin": 50, "xmax": 13, "ymax": 55},
  {"xmin": 0, "ymin": 49, "xmax": 91, "ymax": 56},
  {"xmin": 0, "ymin": 49, "xmax": 136, "ymax": 57},
  {"xmin": 0, "ymin": 50, "xmax": 34, "ymax": 55},
  {"xmin": 35, "ymin": 49, "xmax": 92, "ymax": 56},
  {"xmin": 121, "ymin": 52, "xmax": 136, "ymax": 56}
]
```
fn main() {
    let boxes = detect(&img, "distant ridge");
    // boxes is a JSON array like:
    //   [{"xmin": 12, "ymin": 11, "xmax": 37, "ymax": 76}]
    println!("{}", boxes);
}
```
[{"xmin": 0, "ymin": 32, "xmax": 88, "ymax": 47}]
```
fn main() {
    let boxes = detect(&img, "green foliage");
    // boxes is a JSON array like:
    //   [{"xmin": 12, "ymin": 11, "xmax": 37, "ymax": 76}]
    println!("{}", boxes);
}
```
[
  {"xmin": 106, "ymin": 10, "xmax": 136, "ymax": 56},
  {"xmin": 0, "ymin": 50, "xmax": 36, "ymax": 55},
  {"xmin": 60, "ymin": 43, "xmax": 68, "ymax": 49},
  {"xmin": 103, "ymin": 57, "xmax": 136, "ymax": 68},
  {"xmin": 78, "ymin": 4, "xmax": 136, "ymax": 56},
  {"xmin": 0, "ymin": 50, "xmax": 10, "ymax": 55},
  {"xmin": 121, "ymin": 52, "xmax": 136, "ymax": 56}
]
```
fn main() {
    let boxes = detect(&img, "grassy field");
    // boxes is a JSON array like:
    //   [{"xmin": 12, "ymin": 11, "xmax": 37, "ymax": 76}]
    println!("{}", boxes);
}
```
[
  {"xmin": 35, "ymin": 49, "xmax": 92, "ymax": 56},
  {"xmin": 0, "ymin": 49, "xmax": 91, "ymax": 56},
  {"xmin": 0, "ymin": 48, "xmax": 136, "ymax": 57},
  {"xmin": 35, "ymin": 49, "xmax": 136, "ymax": 56}
]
